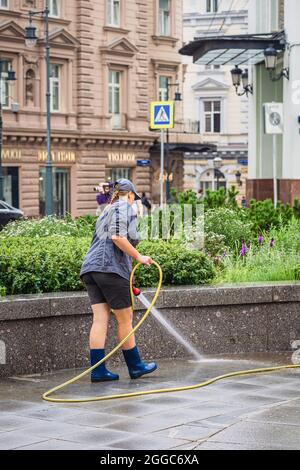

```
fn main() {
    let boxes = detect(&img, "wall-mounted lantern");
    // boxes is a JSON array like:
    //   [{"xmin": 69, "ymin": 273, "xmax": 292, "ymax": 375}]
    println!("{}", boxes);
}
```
[
  {"xmin": 231, "ymin": 66, "xmax": 253, "ymax": 97},
  {"xmin": 264, "ymin": 45, "xmax": 289, "ymax": 81}
]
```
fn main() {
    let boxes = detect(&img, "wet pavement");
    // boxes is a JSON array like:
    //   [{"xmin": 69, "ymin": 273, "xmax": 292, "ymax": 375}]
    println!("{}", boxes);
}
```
[{"xmin": 0, "ymin": 354, "xmax": 299, "ymax": 450}]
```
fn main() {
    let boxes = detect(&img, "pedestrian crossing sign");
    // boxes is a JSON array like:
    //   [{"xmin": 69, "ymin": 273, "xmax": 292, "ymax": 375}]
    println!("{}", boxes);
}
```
[{"xmin": 150, "ymin": 101, "xmax": 174, "ymax": 129}]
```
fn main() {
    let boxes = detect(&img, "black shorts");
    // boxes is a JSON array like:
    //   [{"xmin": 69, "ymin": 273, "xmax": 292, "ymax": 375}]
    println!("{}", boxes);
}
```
[{"xmin": 82, "ymin": 272, "xmax": 132, "ymax": 310}]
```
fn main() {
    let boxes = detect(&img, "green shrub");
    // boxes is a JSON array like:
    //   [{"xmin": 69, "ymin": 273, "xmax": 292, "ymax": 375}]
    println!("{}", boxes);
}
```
[
  {"xmin": 0, "ymin": 236, "xmax": 90, "ymax": 295},
  {"xmin": 167, "ymin": 189, "xmax": 203, "ymax": 223},
  {"xmin": 0, "ymin": 236, "xmax": 215, "ymax": 295},
  {"xmin": 0, "ymin": 285, "xmax": 6, "ymax": 297},
  {"xmin": 203, "ymin": 186, "xmax": 239, "ymax": 210},
  {"xmin": 138, "ymin": 207, "xmax": 192, "ymax": 242},
  {"xmin": 135, "ymin": 240, "xmax": 215, "ymax": 287},
  {"xmin": 204, "ymin": 232, "xmax": 227, "ymax": 261},
  {"xmin": 1, "ymin": 215, "xmax": 96, "ymax": 238},
  {"xmin": 204, "ymin": 208, "xmax": 253, "ymax": 251},
  {"xmin": 293, "ymin": 198, "xmax": 300, "ymax": 219},
  {"xmin": 246, "ymin": 199, "xmax": 294, "ymax": 232},
  {"xmin": 74, "ymin": 215, "xmax": 97, "ymax": 233}
]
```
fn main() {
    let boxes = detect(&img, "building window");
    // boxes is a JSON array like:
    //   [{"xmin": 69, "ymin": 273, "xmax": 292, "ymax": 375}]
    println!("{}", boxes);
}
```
[
  {"xmin": 199, "ymin": 168, "xmax": 226, "ymax": 194},
  {"xmin": 206, "ymin": 0, "xmax": 219, "ymax": 13},
  {"xmin": 203, "ymin": 100, "xmax": 221, "ymax": 133},
  {"xmin": 39, "ymin": 167, "xmax": 70, "ymax": 217},
  {"xmin": 0, "ymin": 60, "xmax": 11, "ymax": 109},
  {"xmin": 2, "ymin": 167, "xmax": 19, "ymax": 208},
  {"xmin": 50, "ymin": 64, "xmax": 61, "ymax": 112},
  {"xmin": 159, "ymin": 0, "xmax": 171, "ymax": 36},
  {"xmin": 107, "ymin": 168, "xmax": 132, "ymax": 183},
  {"xmin": 0, "ymin": 0, "xmax": 8, "ymax": 9},
  {"xmin": 159, "ymin": 76, "xmax": 170, "ymax": 101},
  {"xmin": 49, "ymin": 0, "xmax": 60, "ymax": 17},
  {"xmin": 205, "ymin": 65, "xmax": 220, "ymax": 70},
  {"xmin": 107, "ymin": 0, "xmax": 121, "ymax": 27},
  {"xmin": 109, "ymin": 70, "xmax": 121, "ymax": 128}
]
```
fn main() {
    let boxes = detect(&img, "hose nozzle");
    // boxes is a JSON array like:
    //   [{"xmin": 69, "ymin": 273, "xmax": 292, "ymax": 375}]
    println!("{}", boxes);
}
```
[{"xmin": 132, "ymin": 286, "xmax": 141, "ymax": 297}]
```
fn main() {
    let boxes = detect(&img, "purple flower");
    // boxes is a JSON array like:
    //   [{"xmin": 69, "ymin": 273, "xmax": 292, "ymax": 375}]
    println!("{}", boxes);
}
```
[
  {"xmin": 258, "ymin": 235, "xmax": 264, "ymax": 245},
  {"xmin": 269, "ymin": 238, "xmax": 275, "ymax": 248},
  {"xmin": 240, "ymin": 240, "xmax": 248, "ymax": 257}
]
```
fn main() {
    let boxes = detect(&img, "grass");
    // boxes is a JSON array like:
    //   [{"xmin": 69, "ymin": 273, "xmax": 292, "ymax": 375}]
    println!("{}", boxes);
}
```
[{"xmin": 214, "ymin": 219, "xmax": 300, "ymax": 284}]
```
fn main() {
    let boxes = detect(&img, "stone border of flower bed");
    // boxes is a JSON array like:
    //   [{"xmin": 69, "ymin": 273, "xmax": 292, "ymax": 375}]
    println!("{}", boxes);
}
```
[{"xmin": 0, "ymin": 282, "xmax": 299, "ymax": 378}]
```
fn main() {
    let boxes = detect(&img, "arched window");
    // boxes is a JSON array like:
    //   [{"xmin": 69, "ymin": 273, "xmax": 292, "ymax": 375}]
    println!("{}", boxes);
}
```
[{"xmin": 198, "ymin": 168, "xmax": 226, "ymax": 193}]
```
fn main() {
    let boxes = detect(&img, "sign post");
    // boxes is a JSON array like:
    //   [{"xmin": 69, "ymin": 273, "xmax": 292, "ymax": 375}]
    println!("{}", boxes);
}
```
[
  {"xmin": 160, "ymin": 129, "xmax": 164, "ymax": 207},
  {"xmin": 264, "ymin": 102, "xmax": 284, "ymax": 208},
  {"xmin": 150, "ymin": 101, "xmax": 174, "ymax": 207},
  {"xmin": 272, "ymin": 134, "xmax": 278, "ymax": 208}
]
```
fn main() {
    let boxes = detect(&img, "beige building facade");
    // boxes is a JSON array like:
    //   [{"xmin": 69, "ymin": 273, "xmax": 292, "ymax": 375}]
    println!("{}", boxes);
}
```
[
  {"xmin": 1, "ymin": 0, "xmax": 183, "ymax": 216},
  {"xmin": 182, "ymin": 0, "xmax": 249, "ymax": 200}
]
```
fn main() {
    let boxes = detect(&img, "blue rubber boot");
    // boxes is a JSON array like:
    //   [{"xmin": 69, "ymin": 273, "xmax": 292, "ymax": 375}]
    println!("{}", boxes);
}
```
[
  {"xmin": 90, "ymin": 349, "xmax": 119, "ymax": 383},
  {"xmin": 122, "ymin": 346, "xmax": 157, "ymax": 380}
]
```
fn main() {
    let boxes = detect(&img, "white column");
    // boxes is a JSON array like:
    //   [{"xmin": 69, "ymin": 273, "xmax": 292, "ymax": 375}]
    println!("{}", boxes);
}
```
[
  {"xmin": 247, "ymin": 0, "xmax": 261, "ymax": 180},
  {"xmin": 248, "ymin": 67, "xmax": 258, "ymax": 179},
  {"xmin": 282, "ymin": 0, "xmax": 300, "ymax": 179}
]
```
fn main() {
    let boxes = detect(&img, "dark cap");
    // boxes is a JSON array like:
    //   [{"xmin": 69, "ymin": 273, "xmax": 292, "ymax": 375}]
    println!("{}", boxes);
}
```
[{"xmin": 114, "ymin": 179, "xmax": 141, "ymax": 201}]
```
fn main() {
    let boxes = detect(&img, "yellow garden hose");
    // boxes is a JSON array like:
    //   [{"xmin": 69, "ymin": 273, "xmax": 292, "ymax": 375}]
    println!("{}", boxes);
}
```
[{"xmin": 43, "ymin": 261, "xmax": 300, "ymax": 404}]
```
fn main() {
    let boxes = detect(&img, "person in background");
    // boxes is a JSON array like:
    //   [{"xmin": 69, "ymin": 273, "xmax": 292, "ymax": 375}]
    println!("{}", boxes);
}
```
[
  {"xmin": 197, "ymin": 189, "xmax": 204, "ymax": 201},
  {"xmin": 141, "ymin": 192, "xmax": 152, "ymax": 216},
  {"xmin": 241, "ymin": 196, "xmax": 247, "ymax": 208},
  {"xmin": 96, "ymin": 183, "xmax": 113, "ymax": 216}
]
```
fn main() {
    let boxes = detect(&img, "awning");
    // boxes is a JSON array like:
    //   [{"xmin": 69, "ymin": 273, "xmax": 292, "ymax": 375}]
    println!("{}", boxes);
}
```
[
  {"xmin": 151, "ymin": 143, "xmax": 217, "ymax": 154},
  {"xmin": 179, "ymin": 32, "xmax": 285, "ymax": 66}
]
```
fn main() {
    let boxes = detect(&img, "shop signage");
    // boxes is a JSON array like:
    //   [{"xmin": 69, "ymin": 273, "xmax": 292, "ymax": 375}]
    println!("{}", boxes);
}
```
[
  {"xmin": 1, "ymin": 149, "xmax": 22, "ymax": 161},
  {"xmin": 108, "ymin": 153, "xmax": 136, "ymax": 163},
  {"xmin": 38, "ymin": 151, "xmax": 76, "ymax": 163}
]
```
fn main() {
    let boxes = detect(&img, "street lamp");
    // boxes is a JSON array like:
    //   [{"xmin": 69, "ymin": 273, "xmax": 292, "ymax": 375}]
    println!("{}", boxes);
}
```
[
  {"xmin": 213, "ymin": 157, "xmax": 223, "ymax": 191},
  {"xmin": 25, "ymin": 1, "xmax": 54, "ymax": 216},
  {"xmin": 0, "ymin": 60, "xmax": 17, "ymax": 202},
  {"xmin": 231, "ymin": 66, "xmax": 253, "ymax": 97},
  {"xmin": 264, "ymin": 45, "xmax": 289, "ymax": 81},
  {"xmin": 165, "ymin": 81, "xmax": 182, "ymax": 203}
]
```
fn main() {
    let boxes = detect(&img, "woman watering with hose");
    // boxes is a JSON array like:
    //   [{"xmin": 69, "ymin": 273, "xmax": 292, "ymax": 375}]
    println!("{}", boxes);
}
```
[
  {"xmin": 43, "ymin": 179, "xmax": 300, "ymax": 404},
  {"xmin": 80, "ymin": 179, "xmax": 157, "ymax": 383}
]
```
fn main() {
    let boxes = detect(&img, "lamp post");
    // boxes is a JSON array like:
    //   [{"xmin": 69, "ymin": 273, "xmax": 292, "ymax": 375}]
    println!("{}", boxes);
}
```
[
  {"xmin": 213, "ymin": 157, "xmax": 223, "ymax": 191},
  {"xmin": 25, "ymin": 0, "xmax": 54, "ymax": 216},
  {"xmin": 0, "ymin": 60, "xmax": 17, "ymax": 201},
  {"xmin": 166, "ymin": 80, "xmax": 182, "ymax": 202}
]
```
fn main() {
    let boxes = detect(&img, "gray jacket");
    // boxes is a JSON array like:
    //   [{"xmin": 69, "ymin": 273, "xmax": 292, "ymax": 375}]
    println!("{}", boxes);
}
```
[{"xmin": 80, "ymin": 200, "xmax": 140, "ymax": 280}]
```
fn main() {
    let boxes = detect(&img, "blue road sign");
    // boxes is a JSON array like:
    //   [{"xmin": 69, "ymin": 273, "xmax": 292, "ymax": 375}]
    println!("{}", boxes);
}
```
[
  {"xmin": 137, "ymin": 160, "xmax": 151, "ymax": 167},
  {"xmin": 150, "ymin": 101, "xmax": 174, "ymax": 129}
]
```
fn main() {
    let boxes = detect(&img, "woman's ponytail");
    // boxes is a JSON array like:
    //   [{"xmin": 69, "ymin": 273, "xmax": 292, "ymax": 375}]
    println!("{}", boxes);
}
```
[{"xmin": 110, "ymin": 190, "xmax": 120, "ymax": 205}]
